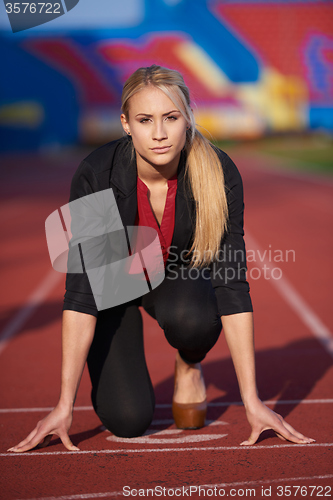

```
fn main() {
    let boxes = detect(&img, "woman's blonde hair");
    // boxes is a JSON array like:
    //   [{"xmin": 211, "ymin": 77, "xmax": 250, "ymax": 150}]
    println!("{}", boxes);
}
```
[{"xmin": 121, "ymin": 65, "xmax": 228, "ymax": 267}]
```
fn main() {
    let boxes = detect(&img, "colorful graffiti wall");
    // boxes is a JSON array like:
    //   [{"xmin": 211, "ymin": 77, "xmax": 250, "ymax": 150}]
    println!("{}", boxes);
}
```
[{"xmin": 0, "ymin": 0, "xmax": 332, "ymax": 151}]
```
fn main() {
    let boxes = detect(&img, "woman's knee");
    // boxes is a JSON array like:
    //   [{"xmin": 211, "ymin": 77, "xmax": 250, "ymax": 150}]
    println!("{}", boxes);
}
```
[
  {"xmin": 163, "ymin": 302, "xmax": 222, "ymax": 353},
  {"xmin": 95, "ymin": 401, "xmax": 154, "ymax": 438}
]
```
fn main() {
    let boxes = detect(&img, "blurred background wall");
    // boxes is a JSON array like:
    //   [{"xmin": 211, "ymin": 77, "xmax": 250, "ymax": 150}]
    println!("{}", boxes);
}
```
[{"xmin": 0, "ymin": 0, "xmax": 332, "ymax": 152}]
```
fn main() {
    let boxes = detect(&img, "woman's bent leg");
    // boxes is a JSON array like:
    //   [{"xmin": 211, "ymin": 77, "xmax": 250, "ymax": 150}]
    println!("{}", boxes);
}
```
[
  {"xmin": 142, "ymin": 266, "xmax": 222, "ymax": 362},
  {"xmin": 143, "ymin": 266, "xmax": 221, "ymax": 426},
  {"xmin": 87, "ymin": 302, "xmax": 155, "ymax": 438}
]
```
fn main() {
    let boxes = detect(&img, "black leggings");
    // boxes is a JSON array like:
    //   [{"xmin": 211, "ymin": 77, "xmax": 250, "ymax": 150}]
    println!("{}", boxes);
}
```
[{"xmin": 87, "ymin": 266, "xmax": 222, "ymax": 437}]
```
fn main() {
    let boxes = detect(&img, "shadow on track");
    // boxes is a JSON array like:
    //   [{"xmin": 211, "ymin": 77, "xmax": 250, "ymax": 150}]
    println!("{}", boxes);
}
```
[{"xmin": 153, "ymin": 337, "xmax": 333, "ymax": 422}]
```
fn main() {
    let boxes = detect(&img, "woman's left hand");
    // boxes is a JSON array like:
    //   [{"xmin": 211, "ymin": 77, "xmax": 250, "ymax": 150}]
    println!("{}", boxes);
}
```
[{"xmin": 241, "ymin": 399, "xmax": 315, "ymax": 446}]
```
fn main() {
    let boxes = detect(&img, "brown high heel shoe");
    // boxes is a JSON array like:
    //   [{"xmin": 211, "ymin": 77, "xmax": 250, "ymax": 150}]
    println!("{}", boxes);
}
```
[{"xmin": 172, "ymin": 362, "xmax": 207, "ymax": 429}]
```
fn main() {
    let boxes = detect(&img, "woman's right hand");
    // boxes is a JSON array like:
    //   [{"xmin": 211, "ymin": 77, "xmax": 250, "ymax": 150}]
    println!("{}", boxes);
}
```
[
  {"xmin": 7, "ymin": 312, "xmax": 96, "ymax": 453},
  {"xmin": 7, "ymin": 404, "xmax": 79, "ymax": 453}
]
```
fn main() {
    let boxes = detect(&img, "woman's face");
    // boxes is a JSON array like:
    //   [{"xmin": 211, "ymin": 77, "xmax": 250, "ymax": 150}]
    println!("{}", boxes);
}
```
[{"xmin": 121, "ymin": 85, "xmax": 188, "ymax": 173}]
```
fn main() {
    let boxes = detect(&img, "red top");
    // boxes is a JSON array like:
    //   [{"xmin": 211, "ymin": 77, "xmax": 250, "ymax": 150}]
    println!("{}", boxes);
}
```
[{"xmin": 136, "ymin": 175, "xmax": 177, "ymax": 265}]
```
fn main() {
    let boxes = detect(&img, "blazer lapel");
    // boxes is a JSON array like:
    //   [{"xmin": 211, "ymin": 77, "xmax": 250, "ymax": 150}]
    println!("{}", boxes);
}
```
[
  {"xmin": 171, "ymin": 152, "xmax": 196, "ymax": 261},
  {"xmin": 109, "ymin": 138, "xmax": 138, "ymax": 228}
]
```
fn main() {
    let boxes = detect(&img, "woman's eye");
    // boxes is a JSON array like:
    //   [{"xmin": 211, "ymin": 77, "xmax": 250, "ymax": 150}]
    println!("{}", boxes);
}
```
[{"xmin": 139, "ymin": 116, "xmax": 178, "ymax": 123}]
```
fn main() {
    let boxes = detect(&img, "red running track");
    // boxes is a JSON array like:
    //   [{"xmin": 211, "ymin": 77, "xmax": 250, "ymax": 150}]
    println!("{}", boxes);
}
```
[{"xmin": 0, "ymin": 148, "xmax": 332, "ymax": 499}]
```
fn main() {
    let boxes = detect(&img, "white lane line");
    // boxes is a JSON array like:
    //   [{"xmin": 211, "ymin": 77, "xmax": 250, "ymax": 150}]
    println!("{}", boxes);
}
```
[
  {"xmin": 204, "ymin": 474, "xmax": 333, "ymax": 489},
  {"xmin": 0, "ymin": 269, "xmax": 62, "ymax": 356},
  {"xmin": 210, "ymin": 399, "xmax": 333, "ymax": 406},
  {"xmin": 246, "ymin": 232, "xmax": 333, "ymax": 358},
  {"xmin": 106, "ymin": 431, "xmax": 228, "ymax": 444},
  {"xmin": 100, "ymin": 421, "xmax": 228, "ymax": 431},
  {"xmin": 18, "ymin": 495, "xmax": 118, "ymax": 500},
  {"xmin": 1, "ymin": 399, "xmax": 333, "ymax": 413},
  {"xmin": 156, "ymin": 399, "xmax": 333, "ymax": 409},
  {"xmin": 19, "ymin": 475, "xmax": 333, "ymax": 500},
  {"xmin": 2, "ymin": 442, "xmax": 332, "ymax": 457},
  {"xmin": 149, "ymin": 419, "xmax": 228, "ymax": 426},
  {"xmin": 0, "ymin": 407, "xmax": 93, "ymax": 414}
]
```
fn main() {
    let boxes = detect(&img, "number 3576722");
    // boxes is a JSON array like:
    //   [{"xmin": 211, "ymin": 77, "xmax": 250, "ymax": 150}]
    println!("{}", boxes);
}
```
[{"xmin": 5, "ymin": 3, "xmax": 61, "ymax": 14}]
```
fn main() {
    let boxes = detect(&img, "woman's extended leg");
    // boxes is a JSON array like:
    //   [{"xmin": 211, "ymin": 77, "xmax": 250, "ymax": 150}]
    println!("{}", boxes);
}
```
[{"xmin": 87, "ymin": 302, "xmax": 155, "ymax": 438}]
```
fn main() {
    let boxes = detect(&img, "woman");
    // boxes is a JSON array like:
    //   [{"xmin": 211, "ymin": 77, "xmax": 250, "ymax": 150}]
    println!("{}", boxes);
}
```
[{"xmin": 8, "ymin": 65, "xmax": 314, "ymax": 452}]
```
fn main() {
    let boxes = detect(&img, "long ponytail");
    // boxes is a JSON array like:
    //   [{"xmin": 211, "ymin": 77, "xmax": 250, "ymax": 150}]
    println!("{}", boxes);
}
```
[
  {"xmin": 185, "ymin": 129, "xmax": 228, "ymax": 266},
  {"xmin": 122, "ymin": 65, "xmax": 229, "ymax": 267}
]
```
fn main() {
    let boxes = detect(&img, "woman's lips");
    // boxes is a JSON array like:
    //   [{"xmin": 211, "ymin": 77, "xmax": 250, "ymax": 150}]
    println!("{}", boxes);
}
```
[{"xmin": 150, "ymin": 146, "xmax": 171, "ymax": 154}]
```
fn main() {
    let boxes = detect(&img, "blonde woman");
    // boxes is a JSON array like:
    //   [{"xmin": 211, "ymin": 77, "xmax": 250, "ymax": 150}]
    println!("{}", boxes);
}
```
[{"xmin": 8, "ymin": 65, "xmax": 314, "ymax": 452}]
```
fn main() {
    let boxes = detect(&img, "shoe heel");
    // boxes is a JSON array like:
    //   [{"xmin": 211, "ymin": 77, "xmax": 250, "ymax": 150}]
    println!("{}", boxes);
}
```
[
  {"xmin": 172, "ymin": 360, "xmax": 207, "ymax": 429},
  {"xmin": 172, "ymin": 399, "xmax": 207, "ymax": 429}
]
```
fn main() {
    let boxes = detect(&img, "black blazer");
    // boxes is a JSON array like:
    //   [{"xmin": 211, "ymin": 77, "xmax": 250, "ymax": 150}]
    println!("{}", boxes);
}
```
[{"xmin": 64, "ymin": 136, "xmax": 252, "ymax": 317}]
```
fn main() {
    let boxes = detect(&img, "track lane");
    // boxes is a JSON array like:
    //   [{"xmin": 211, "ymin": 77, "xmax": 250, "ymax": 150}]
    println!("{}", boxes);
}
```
[{"xmin": 1, "ymin": 150, "xmax": 332, "ymax": 499}]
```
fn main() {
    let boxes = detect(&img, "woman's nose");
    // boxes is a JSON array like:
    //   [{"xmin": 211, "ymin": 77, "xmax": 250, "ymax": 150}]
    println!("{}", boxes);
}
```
[{"xmin": 153, "ymin": 121, "xmax": 167, "ymax": 140}]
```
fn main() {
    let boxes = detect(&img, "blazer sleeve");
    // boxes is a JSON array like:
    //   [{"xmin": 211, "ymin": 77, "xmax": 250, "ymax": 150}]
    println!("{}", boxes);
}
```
[
  {"xmin": 210, "ymin": 153, "xmax": 253, "ymax": 316},
  {"xmin": 63, "ymin": 160, "xmax": 100, "ymax": 317}
]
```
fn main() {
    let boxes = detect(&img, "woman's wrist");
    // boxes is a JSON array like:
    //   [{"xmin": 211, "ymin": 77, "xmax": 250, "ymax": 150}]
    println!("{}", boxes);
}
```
[
  {"xmin": 241, "ymin": 390, "xmax": 261, "ymax": 410},
  {"xmin": 57, "ymin": 396, "xmax": 75, "ymax": 413}
]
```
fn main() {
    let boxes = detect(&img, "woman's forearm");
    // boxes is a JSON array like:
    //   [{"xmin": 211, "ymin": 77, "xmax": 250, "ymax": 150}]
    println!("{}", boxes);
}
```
[
  {"xmin": 221, "ymin": 312, "xmax": 259, "ymax": 407},
  {"xmin": 58, "ymin": 310, "xmax": 97, "ymax": 410}
]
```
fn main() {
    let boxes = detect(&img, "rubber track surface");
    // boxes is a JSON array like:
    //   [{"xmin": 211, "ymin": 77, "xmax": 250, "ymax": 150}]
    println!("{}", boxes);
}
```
[{"xmin": 0, "ymin": 149, "xmax": 332, "ymax": 499}]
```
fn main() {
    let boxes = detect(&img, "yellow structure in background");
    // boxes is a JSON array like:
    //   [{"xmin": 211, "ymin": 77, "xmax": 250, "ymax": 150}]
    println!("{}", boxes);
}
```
[
  {"xmin": 177, "ymin": 41, "xmax": 230, "ymax": 97},
  {"xmin": 237, "ymin": 68, "xmax": 309, "ymax": 132},
  {"xmin": 176, "ymin": 41, "xmax": 309, "ymax": 140},
  {"xmin": 0, "ymin": 101, "xmax": 44, "ymax": 128}
]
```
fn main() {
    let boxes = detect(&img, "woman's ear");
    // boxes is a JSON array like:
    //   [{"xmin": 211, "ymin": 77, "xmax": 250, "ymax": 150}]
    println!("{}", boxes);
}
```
[{"xmin": 120, "ymin": 114, "xmax": 131, "ymax": 135}]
